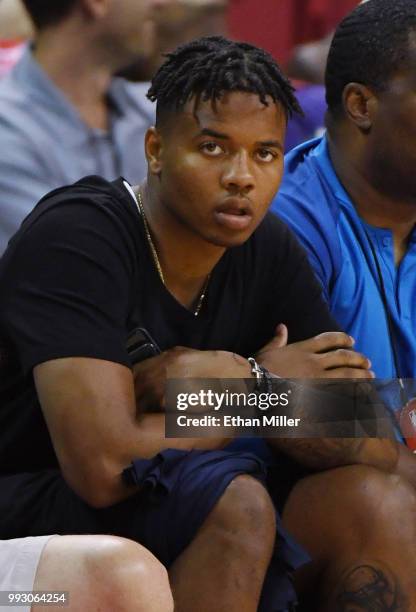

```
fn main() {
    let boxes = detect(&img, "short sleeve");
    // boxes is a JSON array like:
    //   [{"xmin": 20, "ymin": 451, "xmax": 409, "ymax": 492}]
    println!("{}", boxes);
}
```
[
  {"xmin": 0, "ymin": 195, "xmax": 135, "ymax": 374},
  {"xmin": 262, "ymin": 215, "xmax": 342, "ymax": 343},
  {"xmin": 271, "ymin": 179, "xmax": 341, "ymax": 303}
]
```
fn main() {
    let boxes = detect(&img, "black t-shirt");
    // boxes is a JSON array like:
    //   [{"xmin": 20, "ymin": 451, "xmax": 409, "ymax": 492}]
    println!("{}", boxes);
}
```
[{"xmin": 0, "ymin": 176, "xmax": 339, "ymax": 473}]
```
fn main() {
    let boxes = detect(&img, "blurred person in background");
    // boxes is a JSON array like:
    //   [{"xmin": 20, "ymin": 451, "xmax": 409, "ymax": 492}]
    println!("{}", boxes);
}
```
[
  {"xmin": 287, "ymin": 33, "xmax": 332, "ymax": 86},
  {"xmin": 122, "ymin": 0, "xmax": 229, "ymax": 82},
  {"xmin": 0, "ymin": 0, "xmax": 32, "ymax": 78},
  {"xmin": 283, "ymin": 0, "xmax": 365, "ymax": 152},
  {"xmin": 284, "ymin": 34, "xmax": 331, "ymax": 152},
  {"xmin": 0, "ymin": 0, "xmax": 161, "ymax": 256}
]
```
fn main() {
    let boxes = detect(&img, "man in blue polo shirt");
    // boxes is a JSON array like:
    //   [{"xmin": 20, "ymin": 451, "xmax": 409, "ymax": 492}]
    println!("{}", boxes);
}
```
[{"xmin": 272, "ymin": 0, "xmax": 416, "ymax": 413}]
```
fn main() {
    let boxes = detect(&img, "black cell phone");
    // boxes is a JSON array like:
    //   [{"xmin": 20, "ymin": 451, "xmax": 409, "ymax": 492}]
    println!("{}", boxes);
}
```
[{"xmin": 126, "ymin": 327, "xmax": 161, "ymax": 365}]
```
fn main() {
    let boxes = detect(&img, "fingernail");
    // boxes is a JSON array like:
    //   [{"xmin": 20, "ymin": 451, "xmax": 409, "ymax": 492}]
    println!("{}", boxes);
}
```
[
  {"xmin": 349, "ymin": 336, "xmax": 355, "ymax": 344},
  {"xmin": 369, "ymin": 371, "xmax": 375, "ymax": 378},
  {"xmin": 367, "ymin": 359, "xmax": 372, "ymax": 368}
]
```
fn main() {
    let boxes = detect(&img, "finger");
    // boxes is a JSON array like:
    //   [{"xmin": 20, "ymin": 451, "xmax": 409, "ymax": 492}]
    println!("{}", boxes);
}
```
[
  {"xmin": 262, "ymin": 323, "xmax": 288, "ymax": 350},
  {"xmin": 273, "ymin": 323, "xmax": 288, "ymax": 348},
  {"xmin": 321, "ymin": 349, "xmax": 371, "ymax": 370},
  {"xmin": 325, "ymin": 368, "xmax": 375, "ymax": 379},
  {"xmin": 303, "ymin": 332, "xmax": 355, "ymax": 354}
]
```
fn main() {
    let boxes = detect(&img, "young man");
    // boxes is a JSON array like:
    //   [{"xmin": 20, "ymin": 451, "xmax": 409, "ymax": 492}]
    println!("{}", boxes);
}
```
[
  {"xmin": 0, "ymin": 0, "xmax": 159, "ymax": 255},
  {"xmin": 272, "ymin": 0, "xmax": 416, "ymax": 394},
  {"xmin": 2, "ymin": 36, "xmax": 416, "ymax": 610}
]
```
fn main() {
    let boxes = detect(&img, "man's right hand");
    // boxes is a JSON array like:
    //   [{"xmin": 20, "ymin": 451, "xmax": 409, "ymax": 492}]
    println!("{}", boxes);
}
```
[
  {"xmin": 256, "ymin": 324, "xmax": 374, "ymax": 379},
  {"xmin": 132, "ymin": 347, "xmax": 251, "ymax": 412}
]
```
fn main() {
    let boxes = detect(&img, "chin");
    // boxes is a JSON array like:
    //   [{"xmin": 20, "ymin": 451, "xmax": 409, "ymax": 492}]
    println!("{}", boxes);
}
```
[{"xmin": 207, "ymin": 230, "xmax": 253, "ymax": 249}]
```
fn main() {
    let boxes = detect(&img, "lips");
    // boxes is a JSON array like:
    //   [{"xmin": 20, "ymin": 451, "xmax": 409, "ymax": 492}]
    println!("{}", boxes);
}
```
[{"xmin": 214, "ymin": 198, "xmax": 253, "ymax": 231}]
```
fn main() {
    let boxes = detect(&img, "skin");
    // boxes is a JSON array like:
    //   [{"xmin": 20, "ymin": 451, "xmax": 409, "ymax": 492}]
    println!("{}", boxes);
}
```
[
  {"xmin": 33, "ymin": 535, "xmax": 174, "ymax": 612},
  {"xmin": 326, "ymin": 39, "xmax": 416, "ymax": 265},
  {"xmin": 142, "ymin": 91, "xmax": 288, "ymax": 307},
  {"xmin": 131, "ymin": 0, "xmax": 229, "ymax": 81},
  {"xmin": 168, "ymin": 474, "xmax": 277, "ymax": 612},
  {"xmin": 283, "ymin": 465, "xmax": 416, "ymax": 611}
]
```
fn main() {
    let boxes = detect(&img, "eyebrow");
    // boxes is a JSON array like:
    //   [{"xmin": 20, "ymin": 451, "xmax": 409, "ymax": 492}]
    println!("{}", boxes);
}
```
[
  {"xmin": 258, "ymin": 140, "xmax": 284, "ymax": 153},
  {"xmin": 197, "ymin": 128, "xmax": 283, "ymax": 152},
  {"xmin": 198, "ymin": 128, "xmax": 229, "ymax": 140}
]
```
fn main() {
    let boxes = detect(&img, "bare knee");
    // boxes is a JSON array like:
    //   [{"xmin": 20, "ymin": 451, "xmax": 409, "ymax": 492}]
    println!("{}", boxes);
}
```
[
  {"xmin": 321, "ymin": 464, "xmax": 416, "ymax": 516},
  {"xmin": 85, "ymin": 536, "xmax": 173, "ymax": 612},
  {"xmin": 34, "ymin": 535, "xmax": 173, "ymax": 612},
  {"xmin": 315, "ymin": 468, "xmax": 416, "ymax": 608},
  {"xmin": 215, "ymin": 475, "xmax": 276, "ymax": 530},
  {"xmin": 285, "ymin": 464, "xmax": 416, "ymax": 553},
  {"xmin": 283, "ymin": 465, "xmax": 416, "ymax": 604},
  {"xmin": 343, "ymin": 465, "xmax": 416, "ymax": 530},
  {"xmin": 207, "ymin": 475, "xmax": 276, "ymax": 557}
]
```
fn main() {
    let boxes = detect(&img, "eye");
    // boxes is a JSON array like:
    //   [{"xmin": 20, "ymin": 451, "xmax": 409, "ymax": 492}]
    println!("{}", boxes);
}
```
[
  {"xmin": 199, "ymin": 142, "xmax": 223, "ymax": 156},
  {"xmin": 256, "ymin": 148, "xmax": 278, "ymax": 162}
]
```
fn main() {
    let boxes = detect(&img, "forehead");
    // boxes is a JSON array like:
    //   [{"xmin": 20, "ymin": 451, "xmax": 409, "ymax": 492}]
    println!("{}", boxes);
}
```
[
  {"xmin": 381, "ymin": 35, "xmax": 416, "ymax": 92},
  {"xmin": 169, "ymin": 91, "xmax": 286, "ymax": 139}
]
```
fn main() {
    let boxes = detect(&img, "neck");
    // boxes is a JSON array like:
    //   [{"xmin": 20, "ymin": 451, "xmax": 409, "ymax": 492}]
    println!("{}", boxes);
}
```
[
  {"xmin": 138, "ymin": 183, "xmax": 225, "ymax": 309},
  {"xmin": 328, "ymin": 132, "xmax": 416, "ymax": 264},
  {"xmin": 33, "ymin": 27, "xmax": 115, "ymax": 130}
]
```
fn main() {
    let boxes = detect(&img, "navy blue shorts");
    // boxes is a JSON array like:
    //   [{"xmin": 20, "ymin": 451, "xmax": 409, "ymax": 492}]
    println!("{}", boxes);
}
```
[{"xmin": 0, "ymin": 447, "xmax": 309, "ymax": 611}]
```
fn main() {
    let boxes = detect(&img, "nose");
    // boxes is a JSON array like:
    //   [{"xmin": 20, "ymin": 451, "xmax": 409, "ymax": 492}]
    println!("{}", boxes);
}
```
[{"xmin": 220, "ymin": 151, "xmax": 255, "ymax": 194}]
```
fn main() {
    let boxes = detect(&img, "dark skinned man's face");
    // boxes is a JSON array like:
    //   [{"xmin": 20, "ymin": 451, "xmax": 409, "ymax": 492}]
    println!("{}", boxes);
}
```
[
  {"xmin": 364, "ymin": 42, "xmax": 416, "ymax": 202},
  {"xmin": 148, "ymin": 91, "xmax": 287, "ymax": 248}
]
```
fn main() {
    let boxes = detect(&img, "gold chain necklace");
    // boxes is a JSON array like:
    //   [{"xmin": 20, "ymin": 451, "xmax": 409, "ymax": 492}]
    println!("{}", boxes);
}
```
[{"xmin": 135, "ymin": 189, "xmax": 210, "ymax": 317}]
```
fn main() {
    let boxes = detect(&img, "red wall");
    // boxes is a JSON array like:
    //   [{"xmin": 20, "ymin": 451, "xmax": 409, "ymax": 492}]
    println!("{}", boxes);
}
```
[{"xmin": 227, "ymin": 0, "xmax": 357, "ymax": 66}]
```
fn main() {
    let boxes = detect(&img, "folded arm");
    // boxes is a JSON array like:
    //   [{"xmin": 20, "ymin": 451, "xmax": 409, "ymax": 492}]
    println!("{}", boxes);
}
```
[{"xmin": 34, "ymin": 356, "xmax": 233, "ymax": 509}]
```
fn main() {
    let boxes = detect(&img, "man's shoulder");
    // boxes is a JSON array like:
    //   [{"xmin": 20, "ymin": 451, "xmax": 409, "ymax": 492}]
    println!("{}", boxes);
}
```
[
  {"xmin": 0, "ymin": 60, "xmax": 46, "ymax": 150},
  {"xmin": 34, "ymin": 175, "xmax": 134, "ymax": 215},
  {"xmin": 16, "ymin": 176, "xmax": 135, "ymax": 235},
  {"xmin": 0, "ymin": 64, "xmax": 30, "ymax": 119},
  {"xmin": 272, "ymin": 137, "xmax": 346, "ymax": 292},
  {"xmin": 284, "ymin": 137, "xmax": 322, "ymax": 176},
  {"xmin": 0, "ymin": 49, "xmax": 38, "ymax": 104},
  {"xmin": 5, "ymin": 176, "xmax": 139, "ymax": 261},
  {"xmin": 282, "ymin": 138, "xmax": 335, "ymax": 200},
  {"xmin": 272, "ymin": 137, "xmax": 341, "ymax": 227}
]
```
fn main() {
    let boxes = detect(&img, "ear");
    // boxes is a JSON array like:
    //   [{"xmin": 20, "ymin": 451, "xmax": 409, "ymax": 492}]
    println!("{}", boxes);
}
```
[
  {"xmin": 145, "ymin": 127, "xmax": 163, "ymax": 175},
  {"xmin": 342, "ymin": 83, "xmax": 377, "ymax": 131}
]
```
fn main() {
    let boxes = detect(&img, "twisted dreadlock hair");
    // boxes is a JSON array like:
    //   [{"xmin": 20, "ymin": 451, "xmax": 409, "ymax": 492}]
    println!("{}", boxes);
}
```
[
  {"xmin": 326, "ymin": 0, "xmax": 416, "ymax": 117},
  {"xmin": 147, "ymin": 36, "xmax": 302, "ymax": 127}
]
